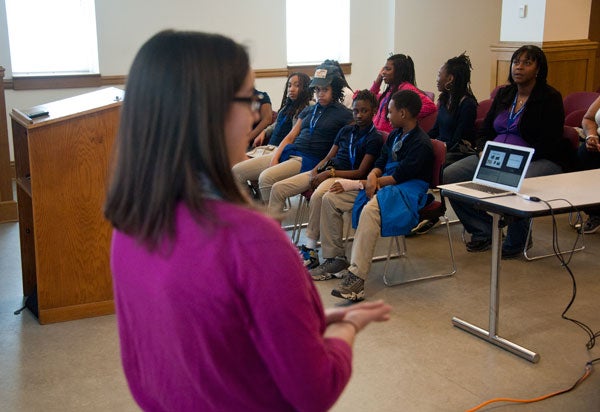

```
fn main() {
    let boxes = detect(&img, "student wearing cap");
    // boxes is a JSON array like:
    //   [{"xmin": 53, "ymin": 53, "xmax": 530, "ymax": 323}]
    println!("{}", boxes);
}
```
[{"xmin": 255, "ymin": 63, "xmax": 353, "ymax": 203}]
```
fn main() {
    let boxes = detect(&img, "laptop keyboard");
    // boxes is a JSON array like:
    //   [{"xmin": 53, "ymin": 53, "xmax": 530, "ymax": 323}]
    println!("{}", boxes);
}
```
[{"xmin": 458, "ymin": 182, "xmax": 509, "ymax": 194}]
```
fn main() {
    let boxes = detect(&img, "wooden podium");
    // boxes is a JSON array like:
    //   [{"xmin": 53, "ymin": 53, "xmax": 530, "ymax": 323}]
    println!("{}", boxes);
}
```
[{"xmin": 11, "ymin": 87, "xmax": 124, "ymax": 324}]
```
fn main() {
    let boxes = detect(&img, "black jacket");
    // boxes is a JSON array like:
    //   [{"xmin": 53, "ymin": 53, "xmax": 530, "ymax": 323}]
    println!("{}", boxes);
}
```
[{"xmin": 477, "ymin": 81, "xmax": 569, "ymax": 165}]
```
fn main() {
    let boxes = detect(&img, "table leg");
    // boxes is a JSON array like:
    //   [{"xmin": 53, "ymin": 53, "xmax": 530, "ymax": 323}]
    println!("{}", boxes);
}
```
[{"xmin": 452, "ymin": 213, "xmax": 540, "ymax": 363}]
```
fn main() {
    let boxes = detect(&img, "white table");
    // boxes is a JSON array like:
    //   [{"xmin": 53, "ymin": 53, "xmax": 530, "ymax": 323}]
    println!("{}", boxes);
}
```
[{"xmin": 440, "ymin": 169, "xmax": 600, "ymax": 362}]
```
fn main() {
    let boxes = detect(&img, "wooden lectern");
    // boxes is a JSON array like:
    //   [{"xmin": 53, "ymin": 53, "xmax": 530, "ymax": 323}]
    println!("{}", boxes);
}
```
[{"xmin": 11, "ymin": 87, "xmax": 124, "ymax": 324}]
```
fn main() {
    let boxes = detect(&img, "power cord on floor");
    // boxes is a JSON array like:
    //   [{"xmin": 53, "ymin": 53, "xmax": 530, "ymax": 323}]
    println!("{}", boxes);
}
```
[
  {"xmin": 466, "ymin": 358, "xmax": 600, "ymax": 411},
  {"xmin": 467, "ymin": 199, "xmax": 600, "ymax": 411},
  {"xmin": 539, "ymin": 198, "xmax": 599, "ymax": 350}
]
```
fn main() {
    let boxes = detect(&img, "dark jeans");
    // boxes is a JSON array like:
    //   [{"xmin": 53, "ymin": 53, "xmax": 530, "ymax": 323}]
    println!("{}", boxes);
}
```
[{"xmin": 443, "ymin": 155, "xmax": 563, "ymax": 249}]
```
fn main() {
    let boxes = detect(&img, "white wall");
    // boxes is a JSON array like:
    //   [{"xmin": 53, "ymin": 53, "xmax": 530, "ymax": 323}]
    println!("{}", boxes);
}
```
[
  {"xmin": 544, "ymin": 0, "xmax": 592, "ymax": 41},
  {"xmin": 394, "ymin": 0, "xmax": 503, "ymax": 101},
  {"xmin": 500, "ymin": 0, "xmax": 546, "ymax": 42},
  {"xmin": 500, "ymin": 0, "xmax": 592, "ymax": 43}
]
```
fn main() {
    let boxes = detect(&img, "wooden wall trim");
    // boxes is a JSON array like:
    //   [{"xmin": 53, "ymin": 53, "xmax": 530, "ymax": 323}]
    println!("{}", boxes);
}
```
[{"xmin": 2, "ymin": 64, "xmax": 353, "ymax": 90}]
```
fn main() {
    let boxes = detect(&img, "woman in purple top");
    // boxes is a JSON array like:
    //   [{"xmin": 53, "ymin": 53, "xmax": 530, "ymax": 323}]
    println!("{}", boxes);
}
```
[
  {"xmin": 104, "ymin": 30, "xmax": 391, "ymax": 412},
  {"xmin": 443, "ymin": 45, "xmax": 568, "ymax": 259}
]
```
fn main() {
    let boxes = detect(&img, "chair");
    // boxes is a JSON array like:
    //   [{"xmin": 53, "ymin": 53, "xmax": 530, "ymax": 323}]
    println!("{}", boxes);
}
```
[
  {"xmin": 522, "ymin": 125, "xmax": 585, "ymax": 261},
  {"xmin": 418, "ymin": 111, "xmax": 437, "ymax": 133},
  {"xmin": 290, "ymin": 190, "xmax": 312, "ymax": 245},
  {"xmin": 475, "ymin": 98, "xmax": 493, "ymax": 132},
  {"xmin": 564, "ymin": 108, "xmax": 587, "ymax": 128},
  {"xmin": 563, "ymin": 91, "xmax": 600, "ymax": 116},
  {"xmin": 378, "ymin": 139, "xmax": 456, "ymax": 286}
]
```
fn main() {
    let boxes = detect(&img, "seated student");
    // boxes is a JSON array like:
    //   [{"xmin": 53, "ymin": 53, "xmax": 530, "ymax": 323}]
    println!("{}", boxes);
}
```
[
  {"xmin": 577, "ymin": 95, "xmax": 600, "ymax": 233},
  {"xmin": 370, "ymin": 53, "xmax": 437, "ymax": 133},
  {"xmin": 233, "ymin": 73, "xmax": 312, "ymax": 195},
  {"xmin": 267, "ymin": 90, "xmax": 382, "ymax": 266},
  {"xmin": 252, "ymin": 73, "xmax": 313, "ymax": 148},
  {"xmin": 256, "ymin": 63, "xmax": 353, "ymax": 202},
  {"xmin": 412, "ymin": 53, "xmax": 478, "ymax": 235},
  {"xmin": 443, "ymin": 45, "xmax": 567, "ymax": 259},
  {"xmin": 309, "ymin": 90, "xmax": 434, "ymax": 302},
  {"xmin": 246, "ymin": 88, "xmax": 273, "ymax": 149}
]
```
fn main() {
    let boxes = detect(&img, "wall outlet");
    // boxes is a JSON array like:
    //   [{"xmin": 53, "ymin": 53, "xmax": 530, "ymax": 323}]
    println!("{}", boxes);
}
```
[{"xmin": 519, "ymin": 4, "xmax": 527, "ymax": 18}]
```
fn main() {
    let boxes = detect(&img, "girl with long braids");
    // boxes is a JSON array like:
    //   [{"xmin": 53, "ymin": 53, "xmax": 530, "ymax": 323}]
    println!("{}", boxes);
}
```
[
  {"xmin": 428, "ymin": 53, "xmax": 478, "ymax": 165},
  {"xmin": 370, "ymin": 53, "xmax": 437, "ymax": 133}
]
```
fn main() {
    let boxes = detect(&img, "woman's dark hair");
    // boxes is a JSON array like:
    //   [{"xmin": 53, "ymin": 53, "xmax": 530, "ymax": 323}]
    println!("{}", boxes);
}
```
[
  {"xmin": 391, "ymin": 90, "xmax": 422, "ymax": 118},
  {"xmin": 387, "ymin": 54, "xmax": 417, "ymax": 87},
  {"xmin": 508, "ymin": 45, "xmax": 548, "ymax": 85},
  {"xmin": 104, "ymin": 30, "xmax": 250, "ymax": 248},
  {"xmin": 279, "ymin": 72, "xmax": 312, "ymax": 118},
  {"xmin": 438, "ymin": 53, "xmax": 476, "ymax": 114},
  {"xmin": 379, "ymin": 54, "xmax": 417, "ymax": 120},
  {"xmin": 353, "ymin": 89, "xmax": 378, "ymax": 110}
]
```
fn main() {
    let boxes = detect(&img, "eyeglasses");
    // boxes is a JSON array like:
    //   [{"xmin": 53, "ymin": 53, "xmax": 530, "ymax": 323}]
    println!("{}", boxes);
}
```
[
  {"xmin": 511, "ymin": 59, "xmax": 534, "ymax": 67},
  {"xmin": 233, "ymin": 93, "xmax": 263, "ymax": 112}
]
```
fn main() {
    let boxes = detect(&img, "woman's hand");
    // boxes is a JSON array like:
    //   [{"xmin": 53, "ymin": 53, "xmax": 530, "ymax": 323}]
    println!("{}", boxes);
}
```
[
  {"xmin": 585, "ymin": 135, "xmax": 600, "ymax": 152},
  {"xmin": 325, "ymin": 300, "xmax": 392, "ymax": 329}
]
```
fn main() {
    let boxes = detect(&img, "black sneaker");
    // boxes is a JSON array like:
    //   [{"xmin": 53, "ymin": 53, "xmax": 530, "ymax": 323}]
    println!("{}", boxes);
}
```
[
  {"xmin": 412, "ymin": 217, "xmax": 441, "ymax": 235},
  {"xmin": 581, "ymin": 215, "xmax": 600, "ymax": 234},
  {"xmin": 309, "ymin": 257, "xmax": 349, "ymax": 281},
  {"xmin": 466, "ymin": 238, "xmax": 492, "ymax": 252},
  {"xmin": 331, "ymin": 270, "xmax": 365, "ymax": 301}
]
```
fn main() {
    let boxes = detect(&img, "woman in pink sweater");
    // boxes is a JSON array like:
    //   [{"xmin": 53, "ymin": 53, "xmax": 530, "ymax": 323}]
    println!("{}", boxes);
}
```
[
  {"xmin": 104, "ymin": 30, "xmax": 391, "ymax": 412},
  {"xmin": 370, "ymin": 53, "xmax": 437, "ymax": 133}
]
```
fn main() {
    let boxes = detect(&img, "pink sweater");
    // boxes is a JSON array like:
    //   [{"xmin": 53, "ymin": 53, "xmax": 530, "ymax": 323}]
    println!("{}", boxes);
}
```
[
  {"xmin": 111, "ymin": 201, "xmax": 352, "ymax": 411},
  {"xmin": 370, "ymin": 80, "xmax": 437, "ymax": 133}
]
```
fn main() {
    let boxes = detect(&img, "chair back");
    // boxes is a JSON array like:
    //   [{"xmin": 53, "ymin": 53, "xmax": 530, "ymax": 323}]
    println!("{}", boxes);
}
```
[
  {"xmin": 564, "ymin": 108, "xmax": 587, "ymax": 128},
  {"xmin": 563, "ymin": 91, "xmax": 600, "ymax": 116},
  {"xmin": 419, "ymin": 111, "xmax": 437, "ymax": 133},
  {"xmin": 380, "ymin": 130, "xmax": 389, "ymax": 143},
  {"xmin": 476, "ymin": 98, "xmax": 493, "ymax": 120},
  {"xmin": 563, "ymin": 125, "xmax": 581, "ymax": 150},
  {"xmin": 430, "ymin": 139, "xmax": 447, "ymax": 189}
]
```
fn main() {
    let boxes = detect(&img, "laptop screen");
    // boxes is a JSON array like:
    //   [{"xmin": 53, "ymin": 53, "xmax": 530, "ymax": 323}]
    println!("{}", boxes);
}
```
[{"xmin": 473, "ymin": 141, "xmax": 535, "ymax": 192}]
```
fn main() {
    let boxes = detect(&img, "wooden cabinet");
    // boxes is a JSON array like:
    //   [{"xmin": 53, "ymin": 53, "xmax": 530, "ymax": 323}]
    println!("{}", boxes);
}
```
[{"xmin": 11, "ymin": 87, "xmax": 124, "ymax": 324}]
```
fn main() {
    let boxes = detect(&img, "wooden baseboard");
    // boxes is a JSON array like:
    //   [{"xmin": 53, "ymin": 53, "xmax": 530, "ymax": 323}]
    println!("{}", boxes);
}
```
[{"xmin": 0, "ymin": 199, "xmax": 18, "ymax": 222}]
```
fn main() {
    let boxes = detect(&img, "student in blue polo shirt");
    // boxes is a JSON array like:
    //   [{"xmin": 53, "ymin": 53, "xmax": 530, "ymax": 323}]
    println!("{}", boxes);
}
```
[
  {"xmin": 268, "ymin": 90, "xmax": 382, "ymax": 267},
  {"xmin": 257, "ymin": 63, "xmax": 353, "ymax": 202},
  {"xmin": 310, "ymin": 90, "xmax": 434, "ymax": 301}
]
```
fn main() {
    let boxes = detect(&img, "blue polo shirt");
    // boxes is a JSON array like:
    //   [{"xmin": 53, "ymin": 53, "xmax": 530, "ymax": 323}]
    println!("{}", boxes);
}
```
[
  {"xmin": 293, "ymin": 102, "xmax": 353, "ymax": 160},
  {"xmin": 331, "ymin": 123, "xmax": 383, "ymax": 170}
]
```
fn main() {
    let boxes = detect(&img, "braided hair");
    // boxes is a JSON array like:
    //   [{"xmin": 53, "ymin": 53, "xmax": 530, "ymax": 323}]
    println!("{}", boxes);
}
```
[{"xmin": 438, "ymin": 53, "xmax": 476, "ymax": 114}]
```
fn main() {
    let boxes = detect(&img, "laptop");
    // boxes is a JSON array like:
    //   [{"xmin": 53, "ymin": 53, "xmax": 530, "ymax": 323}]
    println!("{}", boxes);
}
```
[{"xmin": 441, "ymin": 141, "xmax": 535, "ymax": 199}]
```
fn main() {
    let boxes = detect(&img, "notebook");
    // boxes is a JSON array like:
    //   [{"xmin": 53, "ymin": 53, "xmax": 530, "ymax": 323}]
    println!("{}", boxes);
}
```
[{"xmin": 441, "ymin": 141, "xmax": 535, "ymax": 199}]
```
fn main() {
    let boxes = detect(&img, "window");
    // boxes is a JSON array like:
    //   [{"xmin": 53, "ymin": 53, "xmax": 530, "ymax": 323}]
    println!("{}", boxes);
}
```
[
  {"xmin": 286, "ymin": 0, "xmax": 349, "ymax": 65},
  {"xmin": 4, "ymin": 0, "xmax": 99, "ymax": 76}
]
